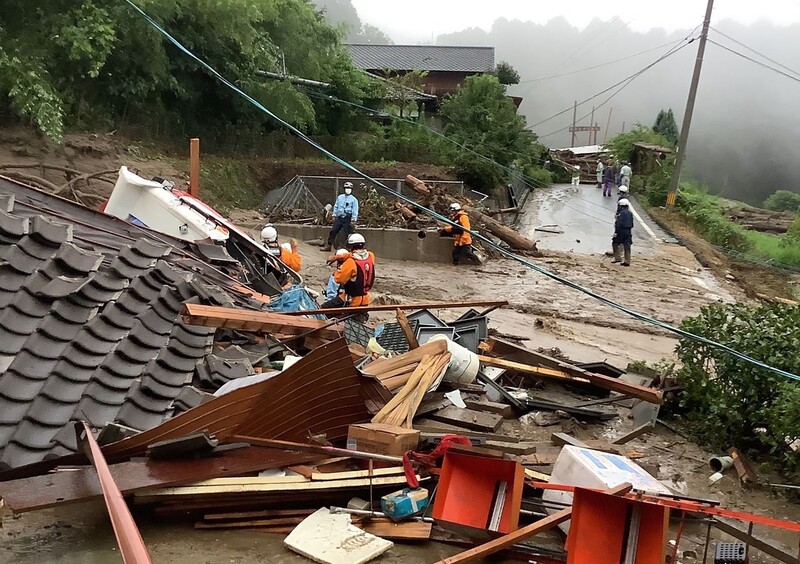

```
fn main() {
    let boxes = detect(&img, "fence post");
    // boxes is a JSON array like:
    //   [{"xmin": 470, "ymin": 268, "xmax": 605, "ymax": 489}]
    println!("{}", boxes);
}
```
[{"xmin": 334, "ymin": 176, "xmax": 339, "ymax": 203}]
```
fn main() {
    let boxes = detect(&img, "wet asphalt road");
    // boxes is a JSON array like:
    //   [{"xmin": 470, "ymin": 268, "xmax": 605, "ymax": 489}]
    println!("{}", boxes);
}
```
[{"xmin": 518, "ymin": 183, "xmax": 668, "ymax": 255}]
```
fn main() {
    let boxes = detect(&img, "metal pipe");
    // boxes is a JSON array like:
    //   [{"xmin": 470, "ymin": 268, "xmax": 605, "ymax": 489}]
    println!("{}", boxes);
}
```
[{"xmin": 330, "ymin": 507, "xmax": 434, "ymax": 523}]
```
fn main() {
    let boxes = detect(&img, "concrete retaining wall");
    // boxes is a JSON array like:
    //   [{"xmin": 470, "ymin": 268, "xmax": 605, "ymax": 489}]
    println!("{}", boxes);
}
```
[{"xmin": 274, "ymin": 223, "xmax": 454, "ymax": 263}]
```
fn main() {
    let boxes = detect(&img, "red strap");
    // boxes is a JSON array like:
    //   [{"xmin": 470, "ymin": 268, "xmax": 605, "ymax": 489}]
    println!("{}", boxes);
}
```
[{"xmin": 402, "ymin": 434, "xmax": 472, "ymax": 488}]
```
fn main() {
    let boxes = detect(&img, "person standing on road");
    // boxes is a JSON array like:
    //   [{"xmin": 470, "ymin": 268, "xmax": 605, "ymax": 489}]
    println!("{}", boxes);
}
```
[
  {"xmin": 571, "ymin": 165, "xmax": 581, "ymax": 187},
  {"xmin": 321, "ymin": 181, "xmax": 359, "ymax": 251},
  {"xmin": 620, "ymin": 161, "xmax": 633, "ymax": 188},
  {"xmin": 602, "ymin": 161, "xmax": 615, "ymax": 197},
  {"xmin": 595, "ymin": 160, "xmax": 604, "ymax": 189},
  {"xmin": 612, "ymin": 198, "xmax": 634, "ymax": 266},
  {"xmin": 439, "ymin": 202, "xmax": 473, "ymax": 265}
]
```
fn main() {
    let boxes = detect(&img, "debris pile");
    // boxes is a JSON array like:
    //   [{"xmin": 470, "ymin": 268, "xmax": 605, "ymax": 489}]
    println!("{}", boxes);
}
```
[{"xmin": 0, "ymin": 174, "xmax": 798, "ymax": 564}]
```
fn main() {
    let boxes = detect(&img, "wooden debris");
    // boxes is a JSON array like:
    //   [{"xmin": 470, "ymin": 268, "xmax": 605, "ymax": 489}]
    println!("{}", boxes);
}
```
[
  {"xmin": 483, "ymin": 441, "xmax": 538, "ymax": 455},
  {"xmin": 362, "ymin": 340, "xmax": 447, "ymax": 393},
  {"xmin": 516, "ymin": 452, "xmax": 559, "ymax": 466},
  {"xmin": 612, "ymin": 423, "xmax": 655, "ymax": 445},
  {"xmin": 414, "ymin": 422, "xmax": 519, "ymax": 443},
  {"xmin": 727, "ymin": 447, "xmax": 759, "ymax": 484},
  {"xmin": 396, "ymin": 309, "xmax": 419, "ymax": 350},
  {"xmin": 464, "ymin": 400, "xmax": 515, "ymax": 419},
  {"xmin": 551, "ymin": 433, "xmax": 589, "ymax": 448},
  {"xmin": 280, "ymin": 300, "xmax": 508, "ymax": 317},
  {"xmin": 357, "ymin": 518, "xmax": 432, "ymax": 541},
  {"xmin": 203, "ymin": 508, "xmax": 316, "ymax": 522},
  {"xmin": 429, "ymin": 406, "xmax": 503, "ymax": 433}
]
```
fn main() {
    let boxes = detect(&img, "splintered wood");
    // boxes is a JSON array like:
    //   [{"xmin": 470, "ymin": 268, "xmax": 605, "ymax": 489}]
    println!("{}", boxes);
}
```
[
  {"xmin": 371, "ymin": 351, "xmax": 452, "ymax": 428},
  {"xmin": 362, "ymin": 340, "xmax": 448, "ymax": 393}
]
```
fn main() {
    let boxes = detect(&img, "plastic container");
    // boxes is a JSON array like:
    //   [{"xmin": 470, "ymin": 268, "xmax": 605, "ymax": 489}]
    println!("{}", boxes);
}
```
[{"xmin": 429, "ymin": 334, "xmax": 479, "ymax": 386}]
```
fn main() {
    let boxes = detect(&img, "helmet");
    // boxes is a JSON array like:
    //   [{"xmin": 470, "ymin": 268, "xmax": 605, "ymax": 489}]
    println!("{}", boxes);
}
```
[
  {"xmin": 335, "ymin": 248, "xmax": 349, "ymax": 257},
  {"xmin": 347, "ymin": 233, "xmax": 366, "ymax": 246},
  {"xmin": 618, "ymin": 198, "xmax": 630, "ymax": 207},
  {"xmin": 343, "ymin": 181, "xmax": 353, "ymax": 189},
  {"xmin": 450, "ymin": 202, "xmax": 462, "ymax": 211},
  {"xmin": 619, "ymin": 186, "xmax": 629, "ymax": 193},
  {"xmin": 260, "ymin": 225, "xmax": 278, "ymax": 243}
]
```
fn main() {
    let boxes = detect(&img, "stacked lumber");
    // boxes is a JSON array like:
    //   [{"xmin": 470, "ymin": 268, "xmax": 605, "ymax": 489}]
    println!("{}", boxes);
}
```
[
  {"xmin": 371, "ymin": 352, "xmax": 452, "ymax": 428},
  {"xmin": 362, "ymin": 340, "xmax": 448, "ymax": 393}
]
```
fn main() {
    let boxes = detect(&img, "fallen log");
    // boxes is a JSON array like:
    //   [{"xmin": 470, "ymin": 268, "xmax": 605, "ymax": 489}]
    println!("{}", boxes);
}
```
[
  {"xmin": 394, "ymin": 201, "xmax": 418, "ymax": 221},
  {"xmin": 404, "ymin": 175, "xmax": 537, "ymax": 251}
]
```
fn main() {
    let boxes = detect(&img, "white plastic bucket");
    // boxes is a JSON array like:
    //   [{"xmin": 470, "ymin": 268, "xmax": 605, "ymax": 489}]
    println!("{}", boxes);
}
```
[{"xmin": 429, "ymin": 334, "xmax": 479, "ymax": 386}]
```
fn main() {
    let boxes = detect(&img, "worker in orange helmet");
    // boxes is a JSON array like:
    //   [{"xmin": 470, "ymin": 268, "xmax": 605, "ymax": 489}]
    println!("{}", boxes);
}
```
[
  {"xmin": 322, "ymin": 233, "xmax": 375, "ymax": 319},
  {"xmin": 260, "ymin": 224, "xmax": 302, "ymax": 272},
  {"xmin": 439, "ymin": 202, "xmax": 473, "ymax": 265}
]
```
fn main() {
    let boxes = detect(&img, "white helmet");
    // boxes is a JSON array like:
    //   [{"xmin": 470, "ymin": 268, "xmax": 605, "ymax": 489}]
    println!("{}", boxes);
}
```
[
  {"xmin": 450, "ymin": 202, "xmax": 462, "ymax": 211},
  {"xmin": 619, "ymin": 186, "xmax": 629, "ymax": 193},
  {"xmin": 347, "ymin": 233, "xmax": 366, "ymax": 246},
  {"xmin": 335, "ymin": 248, "xmax": 349, "ymax": 257},
  {"xmin": 343, "ymin": 181, "xmax": 354, "ymax": 189},
  {"xmin": 260, "ymin": 225, "xmax": 278, "ymax": 243},
  {"xmin": 618, "ymin": 198, "xmax": 630, "ymax": 207}
]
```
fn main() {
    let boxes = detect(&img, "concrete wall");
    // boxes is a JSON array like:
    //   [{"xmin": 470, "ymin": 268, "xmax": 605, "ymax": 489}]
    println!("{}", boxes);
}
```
[{"xmin": 274, "ymin": 224, "xmax": 454, "ymax": 263}]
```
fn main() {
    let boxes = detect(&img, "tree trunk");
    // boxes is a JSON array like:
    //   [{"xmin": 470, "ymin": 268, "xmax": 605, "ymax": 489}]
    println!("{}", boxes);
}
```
[{"xmin": 404, "ymin": 175, "xmax": 537, "ymax": 251}]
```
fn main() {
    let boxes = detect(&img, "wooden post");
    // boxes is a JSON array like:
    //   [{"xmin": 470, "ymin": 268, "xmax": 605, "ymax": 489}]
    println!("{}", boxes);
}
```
[{"xmin": 189, "ymin": 138, "xmax": 200, "ymax": 198}]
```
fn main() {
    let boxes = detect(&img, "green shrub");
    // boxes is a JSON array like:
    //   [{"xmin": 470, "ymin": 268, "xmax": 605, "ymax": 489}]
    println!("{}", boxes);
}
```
[
  {"xmin": 764, "ymin": 190, "xmax": 800, "ymax": 213},
  {"xmin": 673, "ymin": 303, "xmax": 800, "ymax": 479},
  {"xmin": 524, "ymin": 166, "xmax": 553, "ymax": 189}
]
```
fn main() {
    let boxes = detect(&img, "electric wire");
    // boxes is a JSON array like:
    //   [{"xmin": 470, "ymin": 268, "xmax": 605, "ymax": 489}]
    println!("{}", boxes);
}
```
[
  {"xmin": 709, "ymin": 27, "xmax": 800, "ymax": 79},
  {"xmin": 536, "ymin": 16, "xmax": 623, "ymax": 80},
  {"xmin": 708, "ymin": 39, "xmax": 800, "ymax": 84},
  {"xmin": 122, "ymin": 0, "xmax": 800, "ymax": 383}
]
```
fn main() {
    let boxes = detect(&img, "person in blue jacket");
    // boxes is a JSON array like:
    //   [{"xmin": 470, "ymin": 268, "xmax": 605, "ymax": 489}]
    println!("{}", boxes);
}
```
[
  {"xmin": 322, "ymin": 182, "xmax": 359, "ymax": 251},
  {"xmin": 612, "ymin": 198, "xmax": 634, "ymax": 266}
]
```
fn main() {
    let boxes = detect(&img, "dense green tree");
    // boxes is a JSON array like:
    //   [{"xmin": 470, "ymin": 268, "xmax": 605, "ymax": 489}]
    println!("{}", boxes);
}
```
[
  {"xmin": 606, "ymin": 124, "xmax": 672, "ymax": 163},
  {"xmin": 494, "ymin": 61, "xmax": 520, "ymax": 85},
  {"xmin": 0, "ymin": 0, "xmax": 368, "ymax": 141},
  {"xmin": 764, "ymin": 189, "xmax": 800, "ymax": 213},
  {"xmin": 652, "ymin": 108, "xmax": 679, "ymax": 147},
  {"xmin": 440, "ymin": 74, "xmax": 539, "ymax": 190}
]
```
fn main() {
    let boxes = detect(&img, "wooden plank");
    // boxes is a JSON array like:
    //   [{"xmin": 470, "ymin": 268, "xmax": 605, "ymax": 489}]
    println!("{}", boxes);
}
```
[
  {"xmin": 358, "ymin": 519, "xmax": 432, "ymax": 540},
  {"xmin": 181, "ymin": 303, "xmax": 343, "ymax": 340},
  {"xmin": 482, "ymin": 338, "xmax": 663, "ymax": 405},
  {"xmin": 429, "ymin": 406, "xmax": 503, "ymax": 433},
  {"xmin": 612, "ymin": 423, "xmax": 654, "ymax": 445},
  {"xmin": 362, "ymin": 341, "xmax": 447, "ymax": 377},
  {"xmin": 415, "ymin": 423, "xmax": 519, "ymax": 443},
  {"xmin": 448, "ymin": 444, "xmax": 506, "ymax": 459},
  {"xmin": 517, "ymin": 452, "xmax": 559, "ymax": 466},
  {"xmin": 464, "ymin": 400, "xmax": 515, "ymax": 419},
  {"xmin": 551, "ymin": 432, "xmax": 588, "ymax": 448},
  {"xmin": 435, "ymin": 483, "xmax": 632, "ymax": 564},
  {"xmin": 479, "ymin": 355, "xmax": 576, "ymax": 382},
  {"xmin": 523, "ymin": 468, "xmax": 551, "ymax": 482},
  {"xmin": 195, "ymin": 516, "xmax": 306, "ymax": 529},
  {"xmin": 310, "ymin": 467, "xmax": 404, "ymax": 481},
  {"xmin": 726, "ymin": 447, "xmax": 759, "ymax": 484},
  {"xmin": 483, "ymin": 441, "xmax": 538, "ymax": 455},
  {"xmin": 279, "ymin": 300, "xmax": 509, "ymax": 317},
  {"xmin": 396, "ymin": 309, "xmax": 419, "ymax": 349},
  {"xmin": 204, "ymin": 508, "xmax": 316, "ymax": 521}
]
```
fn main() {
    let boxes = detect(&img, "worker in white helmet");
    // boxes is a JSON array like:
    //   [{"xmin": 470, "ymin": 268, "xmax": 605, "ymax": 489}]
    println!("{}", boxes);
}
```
[
  {"xmin": 260, "ymin": 224, "xmax": 301, "ymax": 272},
  {"xmin": 439, "ymin": 202, "xmax": 473, "ymax": 265},
  {"xmin": 322, "ymin": 233, "xmax": 375, "ymax": 313},
  {"xmin": 612, "ymin": 199, "xmax": 634, "ymax": 266},
  {"xmin": 321, "ymin": 181, "xmax": 359, "ymax": 251}
]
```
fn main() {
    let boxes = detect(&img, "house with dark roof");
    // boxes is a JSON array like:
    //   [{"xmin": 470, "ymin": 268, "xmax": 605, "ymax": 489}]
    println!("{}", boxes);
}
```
[{"xmin": 347, "ymin": 44, "xmax": 496, "ymax": 111}]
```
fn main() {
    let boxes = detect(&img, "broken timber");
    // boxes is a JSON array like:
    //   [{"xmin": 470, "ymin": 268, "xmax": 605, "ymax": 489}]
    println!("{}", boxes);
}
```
[
  {"xmin": 480, "ymin": 339, "xmax": 663, "ymax": 404},
  {"xmin": 405, "ymin": 175, "xmax": 537, "ymax": 251},
  {"xmin": 396, "ymin": 309, "xmax": 419, "ymax": 349},
  {"xmin": 429, "ymin": 406, "xmax": 503, "ymax": 432},
  {"xmin": 281, "ymin": 299, "xmax": 509, "ymax": 317},
  {"xmin": 181, "ymin": 303, "xmax": 343, "ymax": 340}
]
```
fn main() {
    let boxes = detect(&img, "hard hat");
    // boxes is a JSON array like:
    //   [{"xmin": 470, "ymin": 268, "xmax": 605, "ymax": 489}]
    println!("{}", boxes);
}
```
[
  {"xmin": 618, "ymin": 198, "xmax": 630, "ymax": 207},
  {"xmin": 619, "ymin": 185, "xmax": 629, "ymax": 193},
  {"xmin": 347, "ymin": 233, "xmax": 366, "ymax": 246},
  {"xmin": 450, "ymin": 202, "xmax": 462, "ymax": 211},
  {"xmin": 260, "ymin": 225, "xmax": 278, "ymax": 243},
  {"xmin": 343, "ymin": 181, "xmax": 354, "ymax": 189},
  {"xmin": 335, "ymin": 248, "xmax": 349, "ymax": 257}
]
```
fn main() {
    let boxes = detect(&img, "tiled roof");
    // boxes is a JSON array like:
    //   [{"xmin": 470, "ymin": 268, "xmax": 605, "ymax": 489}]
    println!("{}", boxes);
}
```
[
  {"xmin": 0, "ymin": 177, "xmax": 275, "ymax": 469},
  {"xmin": 347, "ymin": 44, "xmax": 495, "ymax": 73}
]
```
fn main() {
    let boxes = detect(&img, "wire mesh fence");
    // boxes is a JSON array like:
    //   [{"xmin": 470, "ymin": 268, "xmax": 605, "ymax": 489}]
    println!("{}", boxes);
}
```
[{"xmin": 261, "ymin": 175, "xmax": 465, "ymax": 216}]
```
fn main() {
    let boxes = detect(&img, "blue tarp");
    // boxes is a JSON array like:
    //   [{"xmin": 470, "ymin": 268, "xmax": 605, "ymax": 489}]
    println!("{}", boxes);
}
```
[{"xmin": 268, "ymin": 285, "xmax": 326, "ymax": 320}]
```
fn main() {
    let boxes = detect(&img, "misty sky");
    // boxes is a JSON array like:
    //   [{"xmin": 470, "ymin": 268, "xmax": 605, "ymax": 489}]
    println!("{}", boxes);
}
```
[{"xmin": 352, "ymin": 0, "xmax": 800, "ymax": 43}]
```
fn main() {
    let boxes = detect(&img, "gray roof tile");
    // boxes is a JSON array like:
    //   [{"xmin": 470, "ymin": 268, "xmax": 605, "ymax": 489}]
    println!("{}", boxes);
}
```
[
  {"xmin": 28, "ymin": 215, "xmax": 72, "ymax": 247},
  {"xmin": 0, "ymin": 211, "xmax": 28, "ymax": 240},
  {"xmin": 347, "ymin": 44, "xmax": 495, "ymax": 73}
]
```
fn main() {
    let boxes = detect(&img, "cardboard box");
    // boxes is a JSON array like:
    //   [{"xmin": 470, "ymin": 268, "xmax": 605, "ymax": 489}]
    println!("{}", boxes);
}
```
[{"xmin": 347, "ymin": 423, "xmax": 420, "ymax": 456}]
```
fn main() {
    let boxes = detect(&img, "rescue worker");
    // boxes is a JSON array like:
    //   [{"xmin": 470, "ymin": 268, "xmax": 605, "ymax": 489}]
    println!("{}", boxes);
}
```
[
  {"xmin": 439, "ymin": 202, "xmax": 473, "ymax": 266},
  {"xmin": 602, "ymin": 161, "xmax": 615, "ymax": 197},
  {"xmin": 260, "ymin": 224, "xmax": 301, "ymax": 272},
  {"xmin": 620, "ymin": 161, "xmax": 633, "ymax": 188},
  {"xmin": 324, "ymin": 248, "xmax": 349, "ymax": 301},
  {"xmin": 322, "ymin": 233, "xmax": 375, "ymax": 312},
  {"xmin": 612, "ymin": 198, "xmax": 634, "ymax": 267},
  {"xmin": 571, "ymin": 165, "xmax": 581, "ymax": 187},
  {"xmin": 596, "ymin": 159, "xmax": 604, "ymax": 189},
  {"xmin": 322, "ymin": 181, "xmax": 359, "ymax": 251},
  {"xmin": 617, "ymin": 185, "xmax": 629, "ymax": 201}
]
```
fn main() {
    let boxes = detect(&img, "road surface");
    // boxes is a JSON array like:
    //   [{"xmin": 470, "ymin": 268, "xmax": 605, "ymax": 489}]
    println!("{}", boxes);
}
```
[{"xmin": 517, "ymin": 183, "xmax": 669, "ymax": 255}]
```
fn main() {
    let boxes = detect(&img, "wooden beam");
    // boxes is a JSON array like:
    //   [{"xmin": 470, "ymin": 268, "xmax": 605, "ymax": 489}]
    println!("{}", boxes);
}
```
[
  {"xmin": 180, "ymin": 303, "xmax": 343, "ymax": 340},
  {"xmin": 189, "ymin": 138, "xmax": 200, "ymax": 198},
  {"xmin": 231, "ymin": 436, "xmax": 404, "ymax": 465},
  {"xmin": 435, "ymin": 483, "xmax": 632, "ymax": 564},
  {"xmin": 396, "ymin": 309, "xmax": 419, "ymax": 349},
  {"xmin": 429, "ymin": 406, "xmax": 503, "ymax": 433},
  {"xmin": 612, "ymin": 423, "xmax": 654, "ymax": 445},
  {"xmin": 279, "ymin": 300, "xmax": 508, "ymax": 317},
  {"xmin": 480, "ymin": 339, "xmax": 663, "ymax": 405},
  {"xmin": 357, "ymin": 519, "xmax": 432, "ymax": 540}
]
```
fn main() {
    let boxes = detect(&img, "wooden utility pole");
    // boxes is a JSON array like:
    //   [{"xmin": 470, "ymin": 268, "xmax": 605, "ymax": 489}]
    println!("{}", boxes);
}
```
[
  {"xmin": 602, "ymin": 107, "xmax": 613, "ymax": 144},
  {"xmin": 589, "ymin": 106, "xmax": 596, "ymax": 144},
  {"xmin": 189, "ymin": 138, "xmax": 200, "ymax": 198},
  {"xmin": 666, "ymin": 0, "xmax": 714, "ymax": 208},
  {"xmin": 571, "ymin": 100, "xmax": 577, "ymax": 147}
]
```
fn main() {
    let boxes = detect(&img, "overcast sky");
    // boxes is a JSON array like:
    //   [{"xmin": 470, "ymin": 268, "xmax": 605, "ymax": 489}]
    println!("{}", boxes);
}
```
[{"xmin": 352, "ymin": 0, "xmax": 800, "ymax": 43}]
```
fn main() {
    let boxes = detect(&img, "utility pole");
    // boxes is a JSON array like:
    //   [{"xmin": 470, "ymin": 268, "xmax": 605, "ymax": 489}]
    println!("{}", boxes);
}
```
[
  {"xmin": 603, "ymin": 107, "xmax": 613, "ymax": 144},
  {"xmin": 571, "ymin": 100, "xmax": 577, "ymax": 147},
  {"xmin": 666, "ymin": 0, "xmax": 714, "ymax": 208},
  {"xmin": 589, "ymin": 106, "xmax": 596, "ymax": 144}
]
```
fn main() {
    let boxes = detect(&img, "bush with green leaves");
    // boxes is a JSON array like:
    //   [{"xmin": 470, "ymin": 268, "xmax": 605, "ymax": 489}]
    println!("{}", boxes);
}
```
[
  {"xmin": 605, "ymin": 124, "xmax": 672, "ymax": 163},
  {"xmin": 673, "ymin": 303, "xmax": 800, "ymax": 479},
  {"xmin": 676, "ymin": 186, "xmax": 753, "ymax": 252},
  {"xmin": 764, "ymin": 190, "xmax": 800, "ymax": 213}
]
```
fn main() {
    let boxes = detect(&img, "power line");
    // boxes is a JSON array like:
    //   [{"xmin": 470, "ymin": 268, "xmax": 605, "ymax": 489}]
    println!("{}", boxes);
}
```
[
  {"xmin": 123, "ymin": 0, "xmax": 800, "ymax": 383},
  {"xmin": 709, "ymin": 27, "xmax": 800, "ymax": 79},
  {"xmin": 519, "ymin": 40, "xmax": 680, "ymax": 84},
  {"xmin": 708, "ymin": 39, "xmax": 800, "ymax": 84},
  {"xmin": 537, "ymin": 16, "xmax": 623, "ymax": 81}
]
